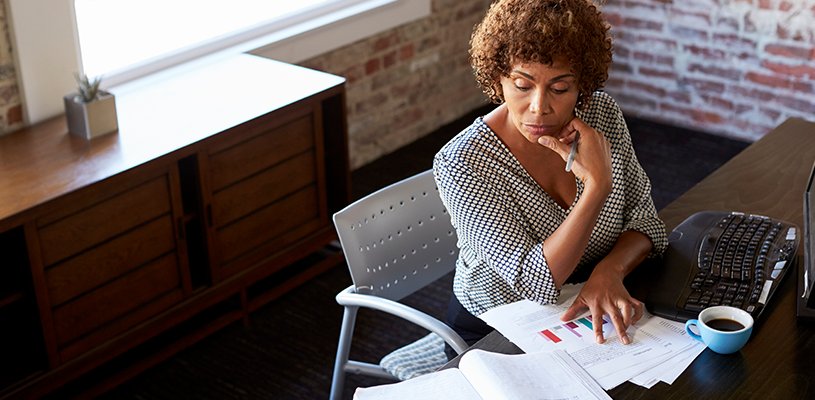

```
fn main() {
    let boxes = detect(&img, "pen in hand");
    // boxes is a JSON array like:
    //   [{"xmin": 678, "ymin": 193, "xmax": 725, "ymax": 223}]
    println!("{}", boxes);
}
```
[{"xmin": 565, "ymin": 131, "xmax": 580, "ymax": 172}]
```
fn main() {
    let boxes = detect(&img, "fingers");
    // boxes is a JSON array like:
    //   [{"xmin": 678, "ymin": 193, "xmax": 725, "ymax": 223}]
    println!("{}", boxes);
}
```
[
  {"xmin": 591, "ymin": 308, "xmax": 605, "ymax": 344},
  {"xmin": 630, "ymin": 299, "xmax": 644, "ymax": 325},
  {"xmin": 564, "ymin": 299, "xmax": 641, "ymax": 345},
  {"xmin": 614, "ymin": 300, "xmax": 642, "ymax": 345},
  {"xmin": 620, "ymin": 301, "xmax": 634, "ymax": 327},
  {"xmin": 609, "ymin": 308, "xmax": 630, "ymax": 345},
  {"xmin": 560, "ymin": 300, "xmax": 587, "ymax": 322},
  {"xmin": 538, "ymin": 135, "xmax": 570, "ymax": 159}
]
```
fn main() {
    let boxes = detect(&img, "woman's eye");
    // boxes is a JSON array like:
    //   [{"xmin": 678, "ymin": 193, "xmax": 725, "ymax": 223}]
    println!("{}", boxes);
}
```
[
  {"xmin": 515, "ymin": 84, "xmax": 531, "ymax": 92},
  {"xmin": 551, "ymin": 85, "xmax": 570, "ymax": 94}
]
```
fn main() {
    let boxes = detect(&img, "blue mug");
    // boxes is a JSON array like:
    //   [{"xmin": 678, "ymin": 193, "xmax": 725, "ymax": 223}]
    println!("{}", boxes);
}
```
[{"xmin": 685, "ymin": 306, "xmax": 754, "ymax": 354}]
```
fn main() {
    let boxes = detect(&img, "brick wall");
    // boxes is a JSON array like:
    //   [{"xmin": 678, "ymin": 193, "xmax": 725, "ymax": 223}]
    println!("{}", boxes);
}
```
[
  {"xmin": 602, "ymin": 0, "xmax": 815, "ymax": 142},
  {"xmin": 298, "ymin": 0, "xmax": 493, "ymax": 168},
  {"xmin": 0, "ymin": 0, "xmax": 23, "ymax": 135}
]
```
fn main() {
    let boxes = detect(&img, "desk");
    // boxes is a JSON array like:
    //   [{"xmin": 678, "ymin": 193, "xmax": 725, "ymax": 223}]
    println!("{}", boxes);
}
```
[{"xmin": 445, "ymin": 117, "xmax": 815, "ymax": 399}]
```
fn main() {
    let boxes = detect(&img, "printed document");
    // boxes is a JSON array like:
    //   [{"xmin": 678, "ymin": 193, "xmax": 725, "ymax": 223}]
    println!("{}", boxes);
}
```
[{"xmin": 479, "ymin": 284, "xmax": 703, "ymax": 389}]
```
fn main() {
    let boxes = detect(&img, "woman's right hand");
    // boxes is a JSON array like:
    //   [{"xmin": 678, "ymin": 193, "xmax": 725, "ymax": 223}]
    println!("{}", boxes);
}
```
[{"xmin": 538, "ymin": 116, "xmax": 613, "ymax": 195}]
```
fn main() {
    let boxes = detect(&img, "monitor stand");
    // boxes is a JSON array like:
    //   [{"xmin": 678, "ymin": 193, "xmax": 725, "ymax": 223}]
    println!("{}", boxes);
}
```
[{"xmin": 797, "ymin": 255, "xmax": 815, "ymax": 323}]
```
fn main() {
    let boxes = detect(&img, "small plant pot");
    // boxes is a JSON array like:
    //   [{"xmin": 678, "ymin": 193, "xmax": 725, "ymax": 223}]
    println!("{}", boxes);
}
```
[{"xmin": 64, "ymin": 91, "xmax": 119, "ymax": 140}]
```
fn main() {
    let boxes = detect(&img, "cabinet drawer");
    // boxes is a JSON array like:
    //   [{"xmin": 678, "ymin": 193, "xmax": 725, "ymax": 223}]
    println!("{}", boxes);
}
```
[
  {"xmin": 45, "ymin": 216, "xmax": 177, "ymax": 307},
  {"xmin": 59, "ymin": 289, "xmax": 184, "ymax": 362},
  {"xmin": 216, "ymin": 185, "xmax": 320, "ymax": 265},
  {"xmin": 208, "ymin": 115, "xmax": 314, "ymax": 191},
  {"xmin": 212, "ymin": 151, "xmax": 316, "ymax": 226},
  {"xmin": 38, "ymin": 177, "xmax": 173, "ymax": 267},
  {"xmin": 51, "ymin": 253, "xmax": 181, "ymax": 347}
]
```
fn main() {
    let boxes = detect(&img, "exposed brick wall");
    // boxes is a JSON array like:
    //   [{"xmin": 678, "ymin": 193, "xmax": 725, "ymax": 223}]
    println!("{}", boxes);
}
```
[
  {"xmin": 0, "ymin": 0, "xmax": 23, "ymax": 136},
  {"xmin": 603, "ymin": 0, "xmax": 815, "ymax": 142},
  {"xmin": 298, "ymin": 0, "xmax": 493, "ymax": 168}
]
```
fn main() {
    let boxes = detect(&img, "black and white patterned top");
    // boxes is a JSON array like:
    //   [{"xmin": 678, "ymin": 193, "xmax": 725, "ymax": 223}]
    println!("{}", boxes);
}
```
[{"xmin": 433, "ymin": 92, "xmax": 668, "ymax": 316}]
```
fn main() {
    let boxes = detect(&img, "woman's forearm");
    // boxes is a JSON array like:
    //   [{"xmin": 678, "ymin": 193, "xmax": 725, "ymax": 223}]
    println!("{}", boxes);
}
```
[
  {"xmin": 543, "ymin": 183, "xmax": 611, "ymax": 288},
  {"xmin": 594, "ymin": 230, "xmax": 654, "ymax": 277}
]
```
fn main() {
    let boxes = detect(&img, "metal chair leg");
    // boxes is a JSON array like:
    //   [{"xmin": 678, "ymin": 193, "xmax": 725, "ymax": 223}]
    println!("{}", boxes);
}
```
[{"xmin": 329, "ymin": 305, "xmax": 358, "ymax": 400}]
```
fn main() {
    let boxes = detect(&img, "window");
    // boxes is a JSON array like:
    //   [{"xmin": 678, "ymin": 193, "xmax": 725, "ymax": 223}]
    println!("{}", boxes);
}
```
[
  {"xmin": 8, "ymin": 0, "xmax": 430, "ymax": 125},
  {"xmin": 75, "ymin": 0, "xmax": 355, "ymax": 79}
]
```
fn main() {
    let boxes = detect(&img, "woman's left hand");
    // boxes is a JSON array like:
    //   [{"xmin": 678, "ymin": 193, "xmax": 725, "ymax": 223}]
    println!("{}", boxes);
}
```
[{"xmin": 559, "ymin": 264, "xmax": 642, "ymax": 345}]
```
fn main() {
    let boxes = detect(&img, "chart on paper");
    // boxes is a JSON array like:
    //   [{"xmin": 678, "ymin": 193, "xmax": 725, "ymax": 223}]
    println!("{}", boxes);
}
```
[{"xmin": 537, "ymin": 315, "xmax": 611, "ymax": 349}]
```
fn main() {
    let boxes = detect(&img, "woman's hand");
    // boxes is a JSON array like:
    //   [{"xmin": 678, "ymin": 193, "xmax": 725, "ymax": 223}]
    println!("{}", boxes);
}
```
[
  {"xmin": 559, "ymin": 263, "xmax": 643, "ymax": 345},
  {"xmin": 538, "ymin": 116, "xmax": 613, "ymax": 194}
]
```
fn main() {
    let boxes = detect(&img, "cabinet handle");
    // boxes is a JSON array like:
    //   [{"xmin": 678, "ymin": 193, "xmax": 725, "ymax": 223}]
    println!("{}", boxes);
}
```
[
  {"xmin": 177, "ymin": 217, "xmax": 186, "ymax": 240},
  {"xmin": 206, "ymin": 204, "xmax": 213, "ymax": 227}
]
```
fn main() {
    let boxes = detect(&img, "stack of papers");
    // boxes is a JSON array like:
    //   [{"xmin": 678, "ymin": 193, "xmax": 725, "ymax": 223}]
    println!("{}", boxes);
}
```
[{"xmin": 479, "ymin": 283, "xmax": 706, "ymax": 390}]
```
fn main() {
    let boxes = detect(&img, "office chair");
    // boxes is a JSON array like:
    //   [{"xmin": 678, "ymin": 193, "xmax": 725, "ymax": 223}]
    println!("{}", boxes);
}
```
[{"xmin": 329, "ymin": 169, "xmax": 468, "ymax": 400}]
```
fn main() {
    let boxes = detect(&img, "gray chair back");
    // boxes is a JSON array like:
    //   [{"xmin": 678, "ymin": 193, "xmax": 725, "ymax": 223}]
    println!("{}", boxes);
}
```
[{"xmin": 333, "ymin": 169, "xmax": 458, "ymax": 302}]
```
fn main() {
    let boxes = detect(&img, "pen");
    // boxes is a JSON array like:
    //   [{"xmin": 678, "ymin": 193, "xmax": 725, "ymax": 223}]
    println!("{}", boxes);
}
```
[{"xmin": 565, "ymin": 131, "xmax": 579, "ymax": 172}]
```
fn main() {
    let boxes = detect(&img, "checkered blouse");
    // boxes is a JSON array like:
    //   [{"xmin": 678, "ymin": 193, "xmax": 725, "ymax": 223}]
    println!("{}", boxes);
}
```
[{"xmin": 433, "ymin": 92, "xmax": 668, "ymax": 316}]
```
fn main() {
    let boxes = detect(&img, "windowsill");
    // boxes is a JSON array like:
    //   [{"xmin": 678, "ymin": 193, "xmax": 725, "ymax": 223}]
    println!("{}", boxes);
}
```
[{"xmin": 8, "ymin": 0, "xmax": 430, "ymax": 126}]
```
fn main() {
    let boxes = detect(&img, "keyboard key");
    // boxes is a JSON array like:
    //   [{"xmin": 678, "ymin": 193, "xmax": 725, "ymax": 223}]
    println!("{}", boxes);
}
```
[{"xmin": 758, "ymin": 281, "xmax": 773, "ymax": 304}]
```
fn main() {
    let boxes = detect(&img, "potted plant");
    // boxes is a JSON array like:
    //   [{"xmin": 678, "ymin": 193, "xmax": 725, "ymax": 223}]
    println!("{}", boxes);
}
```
[{"xmin": 64, "ymin": 73, "xmax": 118, "ymax": 139}]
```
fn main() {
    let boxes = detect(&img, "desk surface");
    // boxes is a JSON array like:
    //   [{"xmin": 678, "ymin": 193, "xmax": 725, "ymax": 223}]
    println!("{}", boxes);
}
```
[{"xmin": 445, "ymin": 117, "xmax": 815, "ymax": 399}]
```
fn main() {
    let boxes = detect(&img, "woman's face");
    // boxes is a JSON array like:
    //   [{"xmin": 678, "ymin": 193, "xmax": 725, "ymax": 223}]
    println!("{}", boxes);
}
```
[{"xmin": 499, "ymin": 57, "xmax": 580, "ymax": 144}]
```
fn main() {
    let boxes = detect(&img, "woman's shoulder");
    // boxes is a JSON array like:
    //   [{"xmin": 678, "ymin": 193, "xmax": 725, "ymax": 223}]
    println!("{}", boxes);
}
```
[
  {"xmin": 437, "ymin": 117, "xmax": 501, "ymax": 161},
  {"xmin": 578, "ymin": 92, "xmax": 628, "ymax": 140},
  {"xmin": 580, "ymin": 92, "xmax": 623, "ymax": 122}
]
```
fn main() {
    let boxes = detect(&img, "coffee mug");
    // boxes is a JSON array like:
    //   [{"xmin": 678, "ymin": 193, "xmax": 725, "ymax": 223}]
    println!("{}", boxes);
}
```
[{"xmin": 684, "ymin": 306, "xmax": 754, "ymax": 354}]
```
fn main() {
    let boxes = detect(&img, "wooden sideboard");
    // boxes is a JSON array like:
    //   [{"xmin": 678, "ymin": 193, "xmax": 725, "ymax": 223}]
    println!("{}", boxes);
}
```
[{"xmin": 0, "ymin": 54, "xmax": 350, "ymax": 398}]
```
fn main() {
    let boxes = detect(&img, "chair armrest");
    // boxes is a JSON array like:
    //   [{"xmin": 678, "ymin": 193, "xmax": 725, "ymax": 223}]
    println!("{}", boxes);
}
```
[{"xmin": 337, "ymin": 285, "xmax": 469, "ymax": 354}]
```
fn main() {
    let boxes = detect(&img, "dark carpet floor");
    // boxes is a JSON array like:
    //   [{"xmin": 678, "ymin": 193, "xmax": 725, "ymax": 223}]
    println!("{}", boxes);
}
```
[{"xmin": 91, "ymin": 105, "xmax": 750, "ymax": 400}]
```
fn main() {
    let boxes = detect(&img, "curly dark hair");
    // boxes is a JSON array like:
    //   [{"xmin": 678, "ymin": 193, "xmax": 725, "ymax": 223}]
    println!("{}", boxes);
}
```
[{"xmin": 470, "ymin": 0, "xmax": 613, "ymax": 109}]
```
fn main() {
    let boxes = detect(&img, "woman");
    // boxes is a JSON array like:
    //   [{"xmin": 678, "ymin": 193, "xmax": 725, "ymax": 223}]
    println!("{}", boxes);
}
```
[{"xmin": 434, "ymin": 0, "xmax": 668, "ymax": 360}]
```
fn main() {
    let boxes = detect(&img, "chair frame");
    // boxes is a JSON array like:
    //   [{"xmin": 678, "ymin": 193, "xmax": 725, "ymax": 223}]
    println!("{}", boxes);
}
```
[{"xmin": 329, "ymin": 170, "xmax": 468, "ymax": 400}]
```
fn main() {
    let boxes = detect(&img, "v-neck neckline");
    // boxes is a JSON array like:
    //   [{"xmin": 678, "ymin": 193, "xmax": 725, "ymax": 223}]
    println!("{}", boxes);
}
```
[{"xmin": 476, "ymin": 117, "xmax": 583, "ymax": 214}]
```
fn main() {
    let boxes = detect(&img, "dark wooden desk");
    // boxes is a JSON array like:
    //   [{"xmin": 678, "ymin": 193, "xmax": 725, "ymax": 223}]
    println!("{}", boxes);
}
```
[{"xmin": 445, "ymin": 118, "xmax": 815, "ymax": 399}]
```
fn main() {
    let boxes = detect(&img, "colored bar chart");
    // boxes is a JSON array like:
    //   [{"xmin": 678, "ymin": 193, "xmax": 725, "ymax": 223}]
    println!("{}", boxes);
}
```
[{"xmin": 538, "ymin": 315, "xmax": 610, "ymax": 344}]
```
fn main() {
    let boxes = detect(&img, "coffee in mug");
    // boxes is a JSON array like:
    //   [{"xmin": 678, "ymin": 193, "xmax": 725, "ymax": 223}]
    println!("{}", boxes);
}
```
[
  {"xmin": 705, "ymin": 318, "xmax": 745, "ymax": 332},
  {"xmin": 685, "ymin": 306, "xmax": 754, "ymax": 354}
]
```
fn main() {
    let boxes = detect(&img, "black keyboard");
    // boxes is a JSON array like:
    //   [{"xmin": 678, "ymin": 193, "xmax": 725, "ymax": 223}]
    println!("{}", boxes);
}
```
[{"xmin": 645, "ymin": 211, "xmax": 800, "ymax": 322}]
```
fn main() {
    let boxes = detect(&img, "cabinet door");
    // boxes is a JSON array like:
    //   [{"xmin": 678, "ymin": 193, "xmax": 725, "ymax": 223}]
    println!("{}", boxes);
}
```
[
  {"xmin": 201, "ymin": 101, "xmax": 329, "ymax": 282},
  {"xmin": 36, "ymin": 167, "xmax": 189, "ymax": 362}
]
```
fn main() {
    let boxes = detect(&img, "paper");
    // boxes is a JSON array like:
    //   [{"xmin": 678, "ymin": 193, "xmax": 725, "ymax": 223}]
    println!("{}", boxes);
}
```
[
  {"xmin": 460, "ymin": 350, "xmax": 611, "ymax": 400},
  {"xmin": 354, "ymin": 349, "xmax": 611, "ymax": 400},
  {"xmin": 353, "ymin": 368, "xmax": 482, "ymax": 400},
  {"xmin": 479, "ymin": 283, "xmax": 703, "ymax": 389}
]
